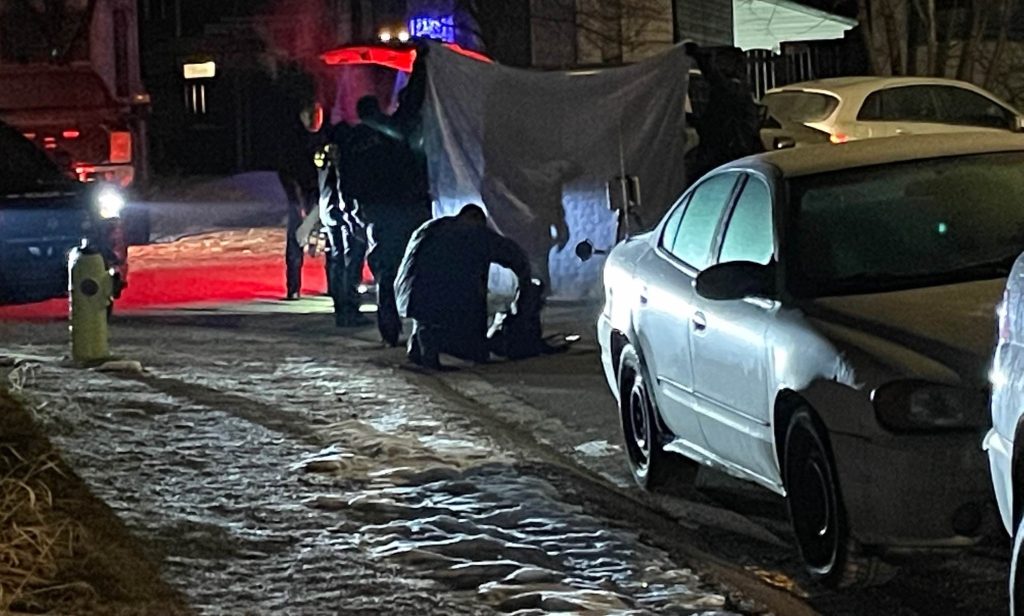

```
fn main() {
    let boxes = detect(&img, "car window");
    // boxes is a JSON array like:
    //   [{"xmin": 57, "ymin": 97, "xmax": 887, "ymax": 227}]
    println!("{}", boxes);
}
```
[
  {"xmin": 720, "ymin": 177, "xmax": 773, "ymax": 265},
  {"xmin": 931, "ymin": 86, "xmax": 1014, "ymax": 129},
  {"xmin": 858, "ymin": 86, "xmax": 939, "ymax": 122},
  {"xmin": 789, "ymin": 151, "xmax": 1024, "ymax": 297},
  {"xmin": 762, "ymin": 91, "xmax": 839, "ymax": 124},
  {"xmin": 659, "ymin": 195, "xmax": 688, "ymax": 251},
  {"xmin": 666, "ymin": 173, "xmax": 737, "ymax": 270}
]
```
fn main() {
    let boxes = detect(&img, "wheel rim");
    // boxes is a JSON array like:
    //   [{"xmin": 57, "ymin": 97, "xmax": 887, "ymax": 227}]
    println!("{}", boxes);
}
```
[
  {"xmin": 788, "ymin": 423, "xmax": 840, "ymax": 573},
  {"xmin": 629, "ymin": 380, "xmax": 651, "ymax": 465}
]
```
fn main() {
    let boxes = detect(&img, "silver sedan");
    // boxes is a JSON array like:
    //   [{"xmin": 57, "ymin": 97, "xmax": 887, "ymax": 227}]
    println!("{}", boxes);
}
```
[{"xmin": 595, "ymin": 132, "xmax": 1024, "ymax": 587}]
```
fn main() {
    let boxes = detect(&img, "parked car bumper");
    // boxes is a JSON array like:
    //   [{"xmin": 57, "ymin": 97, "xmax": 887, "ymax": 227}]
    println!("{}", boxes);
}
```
[{"xmin": 830, "ymin": 426, "xmax": 995, "ymax": 549}]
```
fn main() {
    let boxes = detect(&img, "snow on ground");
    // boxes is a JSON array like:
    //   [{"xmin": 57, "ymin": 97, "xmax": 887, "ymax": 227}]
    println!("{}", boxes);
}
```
[
  {"xmin": 139, "ymin": 172, "xmax": 288, "ymax": 243},
  {"xmin": 0, "ymin": 320, "xmax": 758, "ymax": 615}
]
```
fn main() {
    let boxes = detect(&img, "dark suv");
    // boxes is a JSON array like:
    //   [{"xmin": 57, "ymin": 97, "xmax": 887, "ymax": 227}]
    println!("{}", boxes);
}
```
[{"xmin": 0, "ymin": 120, "xmax": 127, "ymax": 304}]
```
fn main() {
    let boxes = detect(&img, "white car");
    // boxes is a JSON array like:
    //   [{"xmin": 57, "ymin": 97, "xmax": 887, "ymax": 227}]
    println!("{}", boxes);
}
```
[
  {"xmin": 760, "ymin": 76, "xmax": 1024, "ymax": 149},
  {"xmin": 594, "ymin": 132, "xmax": 1024, "ymax": 587},
  {"xmin": 988, "ymin": 258, "xmax": 1024, "ymax": 614}
]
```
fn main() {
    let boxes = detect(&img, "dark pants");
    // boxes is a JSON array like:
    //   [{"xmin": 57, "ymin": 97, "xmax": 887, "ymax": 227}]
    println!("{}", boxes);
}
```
[
  {"xmin": 365, "ymin": 203, "xmax": 430, "ymax": 346},
  {"xmin": 283, "ymin": 180, "xmax": 307, "ymax": 297},
  {"xmin": 407, "ymin": 318, "xmax": 489, "ymax": 366},
  {"xmin": 327, "ymin": 222, "xmax": 367, "ymax": 324}
]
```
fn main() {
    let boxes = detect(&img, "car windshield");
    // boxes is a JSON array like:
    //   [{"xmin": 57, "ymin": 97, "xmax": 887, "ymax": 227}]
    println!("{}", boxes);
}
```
[
  {"xmin": 788, "ymin": 151, "xmax": 1024, "ymax": 297},
  {"xmin": 0, "ymin": 124, "xmax": 71, "ymax": 194},
  {"xmin": 762, "ymin": 91, "xmax": 839, "ymax": 124}
]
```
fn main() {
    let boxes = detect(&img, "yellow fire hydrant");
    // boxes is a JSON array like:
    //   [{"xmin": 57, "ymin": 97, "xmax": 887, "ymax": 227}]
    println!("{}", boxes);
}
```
[{"xmin": 68, "ymin": 243, "xmax": 112, "ymax": 364}]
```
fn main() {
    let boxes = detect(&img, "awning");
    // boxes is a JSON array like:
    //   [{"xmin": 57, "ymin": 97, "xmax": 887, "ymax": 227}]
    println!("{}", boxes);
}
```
[{"xmin": 733, "ymin": 0, "xmax": 857, "ymax": 53}]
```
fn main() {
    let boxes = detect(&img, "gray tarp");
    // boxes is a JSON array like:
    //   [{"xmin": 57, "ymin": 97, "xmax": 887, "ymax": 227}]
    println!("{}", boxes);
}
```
[{"xmin": 422, "ymin": 43, "xmax": 690, "ymax": 299}]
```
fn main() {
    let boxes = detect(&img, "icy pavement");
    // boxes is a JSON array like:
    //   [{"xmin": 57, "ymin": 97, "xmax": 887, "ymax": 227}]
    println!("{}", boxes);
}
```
[{"xmin": 0, "ymin": 329, "xmax": 760, "ymax": 615}]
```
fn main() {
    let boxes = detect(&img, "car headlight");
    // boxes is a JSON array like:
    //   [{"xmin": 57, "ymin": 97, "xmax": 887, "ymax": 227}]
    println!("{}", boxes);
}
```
[
  {"xmin": 95, "ymin": 186, "xmax": 125, "ymax": 219},
  {"xmin": 872, "ymin": 380, "xmax": 989, "ymax": 432}
]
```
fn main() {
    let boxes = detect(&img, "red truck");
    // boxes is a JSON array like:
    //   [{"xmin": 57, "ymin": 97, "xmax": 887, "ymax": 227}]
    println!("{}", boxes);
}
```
[{"xmin": 0, "ymin": 64, "xmax": 144, "ymax": 188}]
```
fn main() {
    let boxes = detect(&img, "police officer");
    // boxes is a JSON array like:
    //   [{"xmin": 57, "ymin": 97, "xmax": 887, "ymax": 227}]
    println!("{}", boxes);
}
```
[
  {"xmin": 396, "ymin": 204, "xmax": 531, "ymax": 369},
  {"xmin": 355, "ymin": 44, "xmax": 433, "ymax": 347},
  {"xmin": 343, "ymin": 95, "xmax": 430, "ymax": 346},
  {"xmin": 278, "ymin": 94, "xmax": 324, "ymax": 300},
  {"xmin": 316, "ymin": 125, "xmax": 371, "ymax": 327}
]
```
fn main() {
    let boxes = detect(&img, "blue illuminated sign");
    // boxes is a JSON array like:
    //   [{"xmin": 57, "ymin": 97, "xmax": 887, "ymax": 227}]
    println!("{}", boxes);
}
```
[{"xmin": 408, "ymin": 15, "xmax": 456, "ymax": 43}]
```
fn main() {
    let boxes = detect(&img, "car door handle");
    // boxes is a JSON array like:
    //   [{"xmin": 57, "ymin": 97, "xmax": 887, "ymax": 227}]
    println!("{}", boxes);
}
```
[
  {"xmin": 639, "ymin": 286, "xmax": 649, "ymax": 304},
  {"xmin": 691, "ymin": 311, "xmax": 707, "ymax": 332}
]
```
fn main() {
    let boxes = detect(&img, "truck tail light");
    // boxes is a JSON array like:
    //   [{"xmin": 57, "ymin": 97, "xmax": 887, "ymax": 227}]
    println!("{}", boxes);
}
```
[{"xmin": 109, "ymin": 131, "xmax": 132, "ymax": 164}]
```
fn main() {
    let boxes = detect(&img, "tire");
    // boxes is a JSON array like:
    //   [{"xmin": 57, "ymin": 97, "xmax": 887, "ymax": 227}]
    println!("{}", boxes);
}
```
[
  {"xmin": 784, "ymin": 408, "xmax": 853, "ymax": 587},
  {"xmin": 1012, "ymin": 515, "xmax": 1024, "ymax": 616},
  {"xmin": 784, "ymin": 408, "xmax": 894, "ymax": 588},
  {"xmin": 618, "ymin": 345, "xmax": 674, "ymax": 490}
]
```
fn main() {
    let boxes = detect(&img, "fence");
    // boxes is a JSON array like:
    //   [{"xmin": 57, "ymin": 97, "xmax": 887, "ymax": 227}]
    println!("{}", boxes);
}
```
[{"xmin": 745, "ymin": 38, "xmax": 867, "ymax": 98}]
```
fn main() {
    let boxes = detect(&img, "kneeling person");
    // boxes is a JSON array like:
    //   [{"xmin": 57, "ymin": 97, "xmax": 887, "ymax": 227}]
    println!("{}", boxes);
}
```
[{"xmin": 396, "ymin": 205, "xmax": 530, "ymax": 368}]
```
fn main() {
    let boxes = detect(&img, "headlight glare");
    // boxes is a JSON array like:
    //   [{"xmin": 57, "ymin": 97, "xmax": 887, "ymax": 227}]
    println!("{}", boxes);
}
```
[
  {"xmin": 872, "ymin": 380, "xmax": 989, "ymax": 432},
  {"xmin": 96, "ymin": 187, "xmax": 125, "ymax": 219}
]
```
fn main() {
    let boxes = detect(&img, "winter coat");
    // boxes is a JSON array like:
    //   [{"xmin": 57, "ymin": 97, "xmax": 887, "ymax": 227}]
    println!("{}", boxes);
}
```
[{"xmin": 396, "ymin": 216, "xmax": 531, "ymax": 328}]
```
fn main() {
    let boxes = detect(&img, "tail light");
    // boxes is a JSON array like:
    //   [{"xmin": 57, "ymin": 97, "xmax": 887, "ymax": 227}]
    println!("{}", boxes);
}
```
[
  {"xmin": 829, "ymin": 132, "xmax": 850, "ymax": 144},
  {"xmin": 62, "ymin": 129, "xmax": 81, "ymax": 139},
  {"xmin": 109, "ymin": 131, "xmax": 132, "ymax": 164}
]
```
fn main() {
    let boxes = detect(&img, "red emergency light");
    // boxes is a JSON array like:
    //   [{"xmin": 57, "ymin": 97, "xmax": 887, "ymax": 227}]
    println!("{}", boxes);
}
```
[{"xmin": 320, "ymin": 43, "xmax": 491, "ymax": 72}]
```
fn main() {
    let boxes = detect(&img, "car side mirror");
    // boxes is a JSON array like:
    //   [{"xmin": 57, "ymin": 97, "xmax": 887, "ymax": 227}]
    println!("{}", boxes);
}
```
[
  {"xmin": 1013, "ymin": 116, "xmax": 1024, "ymax": 133},
  {"xmin": 695, "ymin": 261, "xmax": 776, "ymax": 300}
]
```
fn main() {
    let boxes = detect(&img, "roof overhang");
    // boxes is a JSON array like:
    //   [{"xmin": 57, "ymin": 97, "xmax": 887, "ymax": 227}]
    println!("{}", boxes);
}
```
[{"xmin": 733, "ymin": 0, "xmax": 858, "ymax": 53}]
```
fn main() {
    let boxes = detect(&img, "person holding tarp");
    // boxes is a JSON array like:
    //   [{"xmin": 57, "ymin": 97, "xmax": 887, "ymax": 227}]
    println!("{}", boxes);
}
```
[
  {"xmin": 396, "ymin": 204, "xmax": 531, "ymax": 369},
  {"xmin": 684, "ymin": 42, "xmax": 763, "ymax": 184}
]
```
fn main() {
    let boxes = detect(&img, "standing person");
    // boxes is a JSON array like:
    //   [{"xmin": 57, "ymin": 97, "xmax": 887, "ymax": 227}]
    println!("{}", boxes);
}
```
[
  {"xmin": 396, "ymin": 204, "xmax": 531, "ymax": 369},
  {"xmin": 317, "ymin": 126, "xmax": 371, "ymax": 327},
  {"xmin": 275, "ymin": 65, "xmax": 325, "ymax": 301},
  {"xmin": 353, "ymin": 46, "xmax": 433, "ymax": 346},
  {"xmin": 684, "ymin": 43, "xmax": 764, "ymax": 184},
  {"xmin": 347, "ymin": 95, "xmax": 432, "ymax": 347}
]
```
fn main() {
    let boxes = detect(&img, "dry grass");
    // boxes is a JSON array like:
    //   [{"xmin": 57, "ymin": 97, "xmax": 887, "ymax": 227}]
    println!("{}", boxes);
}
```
[{"xmin": 0, "ymin": 443, "xmax": 96, "ymax": 614}]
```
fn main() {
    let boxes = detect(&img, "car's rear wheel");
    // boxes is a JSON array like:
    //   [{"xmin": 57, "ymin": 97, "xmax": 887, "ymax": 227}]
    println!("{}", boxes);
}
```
[
  {"xmin": 618, "ymin": 345, "xmax": 673, "ymax": 490},
  {"xmin": 1012, "ymin": 515, "xmax": 1024, "ymax": 615}
]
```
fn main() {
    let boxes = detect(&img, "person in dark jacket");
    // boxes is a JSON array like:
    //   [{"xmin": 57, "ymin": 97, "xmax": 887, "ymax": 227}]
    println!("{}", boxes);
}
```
[
  {"xmin": 279, "ymin": 100, "xmax": 324, "ymax": 300},
  {"xmin": 353, "ymin": 45, "xmax": 433, "ymax": 347},
  {"xmin": 684, "ymin": 42, "xmax": 764, "ymax": 184},
  {"xmin": 346, "ymin": 95, "xmax": 432, "ymax": 347},
  {"xmin": 397, "ymin": 204, "xmax": 531, "ymax": 369}
]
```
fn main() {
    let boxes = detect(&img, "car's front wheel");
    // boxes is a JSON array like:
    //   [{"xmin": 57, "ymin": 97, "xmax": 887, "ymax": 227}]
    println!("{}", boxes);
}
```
[
  {"xmin": 784, "ymin": 408, "xmax": 892, "ymax": 588},
  {"xmin": 785, "ymin": 409, "xmax": 850, "ymax": 585},
  {"xmin": 1011, "ymin": 515, "xmax": 1024, "ymax": 615},
  {"xmin": 618, "ymin": 345, "xmax": 673, "ymax": 490}
]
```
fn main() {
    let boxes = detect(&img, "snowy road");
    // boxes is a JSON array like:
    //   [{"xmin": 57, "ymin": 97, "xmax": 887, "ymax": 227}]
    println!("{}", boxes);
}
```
[{"xmin": 0, "ymin": 227, "xmax": 1012, "ymax": 614}]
